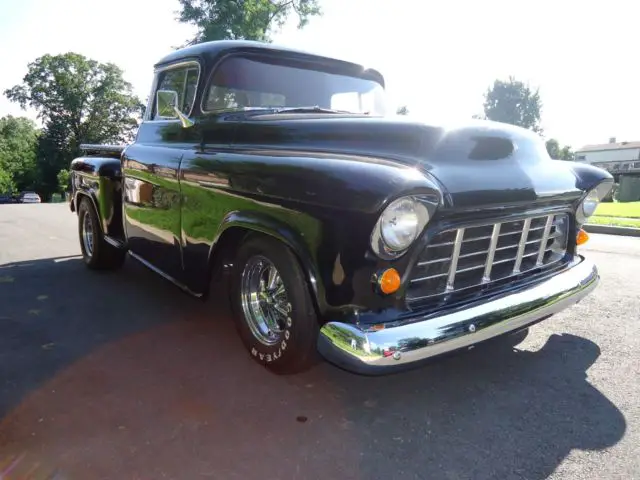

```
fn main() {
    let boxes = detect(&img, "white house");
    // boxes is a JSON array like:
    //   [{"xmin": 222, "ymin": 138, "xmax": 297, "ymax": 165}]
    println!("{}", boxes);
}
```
[{"xmin": 574, "ymin": 138, "xmax": 640, "ymax": 175}]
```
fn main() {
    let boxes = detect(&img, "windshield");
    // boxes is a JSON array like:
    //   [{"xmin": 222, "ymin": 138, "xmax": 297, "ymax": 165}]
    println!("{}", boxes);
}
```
[{"xmin": 203, "ymin": 55, "xmax": 387, "ymax": 115}]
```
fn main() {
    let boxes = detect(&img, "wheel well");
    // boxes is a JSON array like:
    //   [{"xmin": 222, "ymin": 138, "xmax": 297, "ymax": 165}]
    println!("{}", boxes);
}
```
[
  {"xmin": 74, "ymin": 188, "xmax": 124, "ymax": 241},
  {"xmin": 75, "ymin": 193, "xmax": 99, "ymax": 229},
  {"xmin": 208, "ymin": 227, "xmax": 322, "ymax": 318},
  {"xmin": 208, "ymin": 227, "xmax": 252, "ymax": 283},
  {"xmin": 75, "ymin": 192, "xmax": 92, "ymax": 215}
]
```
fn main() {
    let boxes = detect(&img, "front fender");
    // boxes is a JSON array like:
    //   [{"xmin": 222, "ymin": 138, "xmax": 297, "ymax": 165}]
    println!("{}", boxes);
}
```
[
  {"xmin": 568, "ymin": 162, "xmax": 615, "ymax": 193},
  {"xmin": 209, "ymin": 210, "xmax": 326, "ymax": 313}
]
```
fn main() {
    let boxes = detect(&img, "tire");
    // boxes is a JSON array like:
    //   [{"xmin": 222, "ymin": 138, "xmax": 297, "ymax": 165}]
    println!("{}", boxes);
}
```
[
  {"xmin": 78, "ymin": 198, "xmax": 126, "ymax": 270},
  {"xmin": 230, "ymin": 235, "xmax": 319, "ymax": 374}
]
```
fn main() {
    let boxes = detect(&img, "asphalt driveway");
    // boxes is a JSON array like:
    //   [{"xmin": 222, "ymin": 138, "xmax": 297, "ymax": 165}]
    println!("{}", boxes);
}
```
[{"xmin": 1, "ymin": 204, "xmax": 638, "ymax": 479}]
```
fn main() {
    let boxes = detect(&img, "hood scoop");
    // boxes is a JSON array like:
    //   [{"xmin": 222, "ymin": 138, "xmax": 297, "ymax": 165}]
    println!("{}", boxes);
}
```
[{"xmin": 466, "ymin": 136, "xmax": 515, "ymax": 160}]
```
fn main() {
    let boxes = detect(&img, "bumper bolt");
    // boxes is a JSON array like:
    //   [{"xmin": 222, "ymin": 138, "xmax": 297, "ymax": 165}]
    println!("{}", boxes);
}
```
[{"xmin": 469, "ymin": 324, "xmax": 476, "ymax": 333}]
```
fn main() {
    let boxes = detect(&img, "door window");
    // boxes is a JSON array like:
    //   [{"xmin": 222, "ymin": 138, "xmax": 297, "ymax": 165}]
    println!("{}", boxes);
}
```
[{"xmin": 153, "ymin": 64, "xmax": 200, "ymax": 119}]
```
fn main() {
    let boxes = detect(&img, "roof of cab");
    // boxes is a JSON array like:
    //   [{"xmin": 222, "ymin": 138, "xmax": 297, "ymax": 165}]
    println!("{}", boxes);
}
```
[
  {"xmin": 155, "ymin": 40, "xmax": 309, "ymax": 66},
  {"xmin": 154, "ymin": 40, "xmax": 385, "ymax": 87}
]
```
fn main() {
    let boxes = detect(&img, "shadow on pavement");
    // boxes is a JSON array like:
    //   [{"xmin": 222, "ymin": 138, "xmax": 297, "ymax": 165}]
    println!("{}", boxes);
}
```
[{"xmin": 0, "ymin": 256, "xmax": 626, "ymax": 479}]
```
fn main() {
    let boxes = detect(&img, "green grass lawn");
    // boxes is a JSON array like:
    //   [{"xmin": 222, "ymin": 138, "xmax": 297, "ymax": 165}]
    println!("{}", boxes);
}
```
[
  {"xmin": 594, "ymin": 202, "xmax": 640, "ymax": 219},
  {"xmin": 588, "ymin": 216, "xmax": 640, "ymax": 228}
]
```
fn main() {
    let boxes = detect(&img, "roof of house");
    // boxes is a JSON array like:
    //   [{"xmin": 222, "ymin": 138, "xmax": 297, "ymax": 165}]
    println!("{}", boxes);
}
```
[{"xmin": 576, "ymin": 141, "xmax": 640, "ymax": 153}]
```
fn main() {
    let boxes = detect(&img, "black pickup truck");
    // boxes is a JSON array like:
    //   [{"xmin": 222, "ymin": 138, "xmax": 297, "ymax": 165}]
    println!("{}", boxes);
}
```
[{"xmin": 69, "ymin": 40, "xmax": 613, "ymax": 375}]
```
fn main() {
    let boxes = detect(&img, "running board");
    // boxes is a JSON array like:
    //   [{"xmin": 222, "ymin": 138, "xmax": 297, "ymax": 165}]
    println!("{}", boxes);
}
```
[
  {"xmin": 104, "ymin": 235, "xmax": 127, "ymax": 250},
  {"xmin": 128, "ymin": 251, "xmax": 203, "ymax": 298}
]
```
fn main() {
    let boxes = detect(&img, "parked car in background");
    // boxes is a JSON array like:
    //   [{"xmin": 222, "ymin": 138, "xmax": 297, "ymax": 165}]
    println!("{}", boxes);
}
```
[
  {"xmin": 69, "ymin": 40, "xmax": 613, "ymax": 376},
  {"xmin": 18, "ymin": 192, "xmax": 42, "ymax": 203},
  {"xmin": 0, "ymin": 194, "xmax": 18, "ymax": 204}
]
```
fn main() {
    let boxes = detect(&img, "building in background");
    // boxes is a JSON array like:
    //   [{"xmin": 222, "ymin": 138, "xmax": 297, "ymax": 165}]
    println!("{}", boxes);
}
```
[
  {"xmin": 575, "ymin": 137, "xmax": 640, "ymax": 201},
  {"xmin": 574, "ymin": 137, "xmax": 640, "ymax": 176}
]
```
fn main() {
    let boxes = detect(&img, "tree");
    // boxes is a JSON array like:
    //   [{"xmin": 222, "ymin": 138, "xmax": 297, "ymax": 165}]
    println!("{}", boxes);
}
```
[
  {"xmin": 396, "ymin": 105, "xmax": 409, "ymax": 115},
  {"xmin": 482, "ymin": 76, "xmax": 543, "ymax": 133},
  {"xmin": 559, "ymin": 145, "xmax": 574, "ymax": 161},
  {"xmin": 177, "ymin": 0, "xmax": 322, "ymax": 44},
  {"xmin": 545, "ymin": 138, "xmax": 560, "ymax": 159},
  {"xmin": 4, "ymin": 53, "xmax": 143, "ymax": 199},
  {"xmin": 545, "ymin": 138, "xmax": 574, "ymax": 161},
  {"xmin": 57, "ymin": 168, "xmax": 70, "ymax": 193},
  {"xmin": 0, "ymin": 115, "xmax": 39, "ymax": 193}
]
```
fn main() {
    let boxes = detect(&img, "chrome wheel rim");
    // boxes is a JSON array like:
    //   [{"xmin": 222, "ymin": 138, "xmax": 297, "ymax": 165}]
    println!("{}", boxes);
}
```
[
  {"xmin": 240, "ymin": 255, "xmax": 291, "ymax": 346},
  {"xmin": 82, "ymin": 212, "xmax": 94, "ymax": 257}
]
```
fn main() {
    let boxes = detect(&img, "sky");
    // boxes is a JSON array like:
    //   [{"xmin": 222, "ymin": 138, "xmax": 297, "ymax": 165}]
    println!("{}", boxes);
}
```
[{"xmin": 0, "ymin": 0, "xmax": 637, "ymax": 149}]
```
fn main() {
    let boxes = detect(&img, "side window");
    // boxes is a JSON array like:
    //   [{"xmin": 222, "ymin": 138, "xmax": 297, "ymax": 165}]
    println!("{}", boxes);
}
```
[
  {"xmin": 183, "ymin": 68, "xmax": 198, "ymax": 113},
  {"xmin": 153, "ymin": 65, "xmax": 200, "ymax": 119}
]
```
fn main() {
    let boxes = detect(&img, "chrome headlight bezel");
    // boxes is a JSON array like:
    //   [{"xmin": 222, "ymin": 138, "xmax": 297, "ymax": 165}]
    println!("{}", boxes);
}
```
[
  {"xmin": 371, "ymin": 195, "xmax": 437, "ymax": 260},
  {"xmin": 576, "ymin": 180, "xmax": 614, "ymax": 226}
]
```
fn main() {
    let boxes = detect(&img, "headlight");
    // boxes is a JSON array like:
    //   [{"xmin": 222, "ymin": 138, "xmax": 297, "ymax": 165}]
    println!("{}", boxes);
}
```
[
  {"xmin": 380, "ymin": 198, "xmax": 422, "ymax": 250},
  {"xmin": 576, "ymin": 181, "xmax": 613, "ymax": 225},
  {"xmin": 371, "ymin": 196, "xmax": 432, "ymax": 258},
  {"xmin": 581, "ymin": 189, "xmax": 599, "ymax": 218}
]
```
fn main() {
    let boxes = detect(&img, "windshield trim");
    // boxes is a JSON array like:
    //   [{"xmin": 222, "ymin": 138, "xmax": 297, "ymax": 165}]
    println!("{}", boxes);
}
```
[{"xmin": 199, "ymin": 51, "xmax": 385, "ymax": 116}]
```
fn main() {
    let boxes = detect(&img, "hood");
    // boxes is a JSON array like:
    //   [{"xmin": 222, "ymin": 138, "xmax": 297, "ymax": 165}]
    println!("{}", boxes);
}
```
[{"xmin": 231, "ymin": 115, "xmax": 599, "ymax": 211}]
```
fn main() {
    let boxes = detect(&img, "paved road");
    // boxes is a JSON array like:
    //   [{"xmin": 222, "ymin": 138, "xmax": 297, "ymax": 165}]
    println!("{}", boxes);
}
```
[{"xmin": 1, "ymin": 204, "xmax": 638, "ymax": 480}]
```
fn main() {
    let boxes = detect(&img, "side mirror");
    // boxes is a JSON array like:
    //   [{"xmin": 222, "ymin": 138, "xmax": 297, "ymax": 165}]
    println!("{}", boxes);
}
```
[
  {"xmin": 156, "ymin": 90, "xmax": 179, "ymax": 118},
  {"xmin": 155, "ymin": 89, "xmax": 195, "ymax": 128}
]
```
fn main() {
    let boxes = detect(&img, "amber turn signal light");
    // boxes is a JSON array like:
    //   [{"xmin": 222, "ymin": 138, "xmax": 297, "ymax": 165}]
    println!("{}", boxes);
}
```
[
  {"xmin": 378, "ymin": 268, "xmax": 401, "ymax": 295},
  {"xmin": 576, "ymin": 229, "xmax": 589, "ymax": 246}
]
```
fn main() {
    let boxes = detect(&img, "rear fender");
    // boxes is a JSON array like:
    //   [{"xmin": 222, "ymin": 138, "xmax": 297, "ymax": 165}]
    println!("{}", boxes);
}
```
[{"xmin": 70, "ymin": 156, "xmax": 124, "ymax": 239}]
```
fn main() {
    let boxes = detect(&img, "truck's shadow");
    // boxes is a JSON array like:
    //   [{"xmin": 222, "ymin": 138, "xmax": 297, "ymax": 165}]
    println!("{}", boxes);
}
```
[{"xmin": 0, "ymin": 256, "xmax": 626, "ymax": 479}]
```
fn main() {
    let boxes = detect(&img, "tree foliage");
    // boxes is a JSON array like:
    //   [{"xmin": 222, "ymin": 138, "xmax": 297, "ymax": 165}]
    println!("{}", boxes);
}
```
[
  {"xmin": 0, "ymin": 115, "xmax": 39, "ymax": 193},
  {"xmin": 177, "ymin": 0, "xmax": 322, "ymax": 44},
  {"xmin": 559, "ymin": 145, "xmax": 574, "ymax": 161},
  {"xmin": 5, "ymin": 53, "xmax": 143, "ymax": 145},
  {"xmin": 545, "ymin": 138, "xmax": 574, "ymax": 161},
  {"xmin": 0, "ymin": 170, "xmax": 12, "ymax": 194},
  {"xmin": 545, "ymin": 138, "xmax": 560, "ymax": 158},
  {"xmin": 57, "ymin": 168, "xmax": 71, "ymax": 193},
  {"xmin": 396, "ymin": 105, "xmax": 409, "ymax": 115},
  {"xmin": 482, "ymin": 76, "xmax": 543, "ymax": 133},
  {"xmin": 4, "ymin": 53, "xmax": 143, "ymax": 199}
]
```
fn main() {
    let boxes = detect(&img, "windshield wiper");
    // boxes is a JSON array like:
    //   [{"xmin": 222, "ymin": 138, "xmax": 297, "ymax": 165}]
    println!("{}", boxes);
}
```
[
  {"xmin": 225, "ymin": 106, "xmax": 369, "ymax": 118},
  {"xmin": 270, "ymin": 106, "xmax": 363, "ymax": 115}
]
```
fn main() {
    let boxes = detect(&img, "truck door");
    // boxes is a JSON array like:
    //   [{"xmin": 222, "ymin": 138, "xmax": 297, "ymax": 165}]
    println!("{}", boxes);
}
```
[{"xmin": 122, "ymin": 61, "xmax": 200, "ymax": 283}]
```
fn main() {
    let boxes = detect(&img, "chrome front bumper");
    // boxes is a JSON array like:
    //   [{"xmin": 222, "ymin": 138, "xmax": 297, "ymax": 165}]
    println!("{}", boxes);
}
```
[{"xmin": 318, "ymin": 256, "xmax": 599, "ymax": 375}]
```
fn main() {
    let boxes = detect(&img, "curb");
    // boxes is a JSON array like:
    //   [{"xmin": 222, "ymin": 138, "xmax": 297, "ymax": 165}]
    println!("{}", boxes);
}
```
[{"xmin": 583, "ymin": 224, "xmax": 640, "ymax": 237}]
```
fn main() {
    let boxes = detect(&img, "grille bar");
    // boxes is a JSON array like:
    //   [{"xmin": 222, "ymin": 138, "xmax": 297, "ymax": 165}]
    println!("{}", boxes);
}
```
[
  {"xmin": 536, "ymin": 215, "xmax": 554, "ymax": 266},
  {"xmin": 482, "ymin": 223, "xmax": 501, "ymax": 283},
  {"xmin": 446, "ymin": 228, "xmax": 465, "ymax": 291},
  {"xmin": 513, "ymin": 218, "xmax": 532, "ymax": 273},
  {"xmin": 406, "ymin": 212, "xmax": 570, "ymax": 305}
]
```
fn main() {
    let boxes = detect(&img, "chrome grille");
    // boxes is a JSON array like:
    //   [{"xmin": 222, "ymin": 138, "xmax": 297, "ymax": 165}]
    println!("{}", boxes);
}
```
[{"xmin": 406, "ymin": 213, "xmax": 569, "ymax": 304}]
